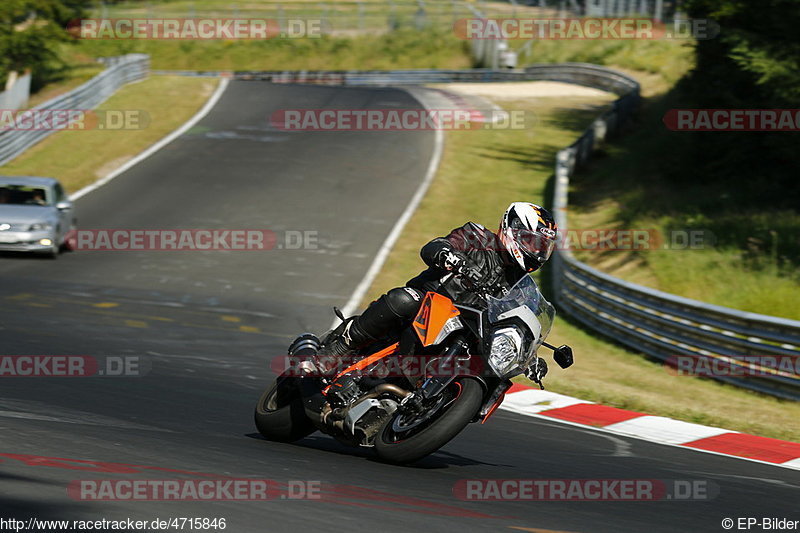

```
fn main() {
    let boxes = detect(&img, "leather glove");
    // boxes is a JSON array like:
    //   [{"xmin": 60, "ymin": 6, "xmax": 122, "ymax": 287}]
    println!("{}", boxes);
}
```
[
  {"xmin": 436, "ymin": 249, "xmax": 489, "ymax": 287},
  {"xmin": 437, "ymin": 248, "xmax": 469, "ymax": 271},
  {"xmin": 525, "ymin": 357, "xmax": 548, "ymax": 389}
]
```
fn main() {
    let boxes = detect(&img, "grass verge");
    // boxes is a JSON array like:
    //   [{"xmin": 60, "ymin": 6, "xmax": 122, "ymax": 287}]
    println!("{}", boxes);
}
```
[
  {"xmin": 359, "ymin": 88, "xmax": 800, "ymax": 442},
  {"xmin": 68, "ymin": 28, "xmax": 472, "ymax": 71},
  {"xmin": 0, "ymin": 75, "xmax": 217, "ymax": 194}
]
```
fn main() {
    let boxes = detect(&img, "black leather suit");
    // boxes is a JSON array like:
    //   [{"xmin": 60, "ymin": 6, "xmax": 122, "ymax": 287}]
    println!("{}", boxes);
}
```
[{"xmin": 335, "ymin": 222, "xmax": 527, "ymax": 350}]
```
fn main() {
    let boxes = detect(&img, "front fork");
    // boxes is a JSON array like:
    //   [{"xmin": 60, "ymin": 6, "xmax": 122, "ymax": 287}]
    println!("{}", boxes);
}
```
[{"xmin": 400, "ymin": 334, "xmax": 474, "ymax": 414}]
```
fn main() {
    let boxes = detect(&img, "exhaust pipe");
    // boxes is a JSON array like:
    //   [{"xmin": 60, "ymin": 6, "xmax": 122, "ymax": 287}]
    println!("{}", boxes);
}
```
[{"xmin": 307, "ymin": 382, "xmax": 412, "ymax": 429}]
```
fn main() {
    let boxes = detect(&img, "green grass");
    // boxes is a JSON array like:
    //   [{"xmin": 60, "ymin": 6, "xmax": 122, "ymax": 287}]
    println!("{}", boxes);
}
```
[
  {"xmin": 68, "ymin": 27, "xmax": 472, "ymax": 71},
  {"xmin": 93, "ymin": 0, "xmax": 559, "ymax": 31},
  {"xmin": 360, "ymin": 91, "xmax": 800, "ymax": 442},
  {"xmin": 0, "ymin": 75, "xmax": 216, "ymax": 194}
]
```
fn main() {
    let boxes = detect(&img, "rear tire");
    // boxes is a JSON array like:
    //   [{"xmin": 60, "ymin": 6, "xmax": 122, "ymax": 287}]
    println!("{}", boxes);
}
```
[
  {"xmin": 254, "ymin": 377, "xmax": 316, "ymax": 443},
  {"xmin": 375, "ymin": 378, "xmax": 483, "ymax": 464}
]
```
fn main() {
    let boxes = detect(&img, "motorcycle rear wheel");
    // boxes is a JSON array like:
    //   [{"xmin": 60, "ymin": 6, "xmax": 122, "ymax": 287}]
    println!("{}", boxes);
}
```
[{"xmin": 374, "ymin": 378, "xmax": 483, "ymax": 464}]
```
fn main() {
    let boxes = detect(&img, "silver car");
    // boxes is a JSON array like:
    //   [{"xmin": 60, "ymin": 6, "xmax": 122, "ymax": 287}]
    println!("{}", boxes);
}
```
[{"xmin": 0, "ymin": 176, "xmax": 76, "ymax": 258}]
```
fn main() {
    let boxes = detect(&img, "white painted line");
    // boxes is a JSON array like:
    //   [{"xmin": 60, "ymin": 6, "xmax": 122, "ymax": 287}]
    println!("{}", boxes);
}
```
[
  {"xmin": 781, "ymin": 458, "xmax": 800, "ymax": 470},
  {"xmin": 337, "ymin": 94, "xmax": 445, "ymax": 321},
  {"xmin": 502, "ymin": 389, "xmax": 590, "ymax": 415},
  {"xmin": 70, "ymin": 77, "xmax": 230, "ymax": 201},
  {"xmin": 602, "ymin": 415, "xmax": 733, "ymax": 445}
]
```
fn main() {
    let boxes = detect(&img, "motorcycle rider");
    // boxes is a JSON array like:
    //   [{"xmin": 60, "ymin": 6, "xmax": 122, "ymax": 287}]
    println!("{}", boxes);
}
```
[{"xmin": 316, "ymin": 202, "xmax": 558, "ymax": 362}]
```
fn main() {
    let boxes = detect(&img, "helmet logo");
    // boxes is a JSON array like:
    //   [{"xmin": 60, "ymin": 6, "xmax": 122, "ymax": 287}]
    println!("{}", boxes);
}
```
[{"xmin": 540, "ymin": 227, "xmax": 556, "ymax": 239}]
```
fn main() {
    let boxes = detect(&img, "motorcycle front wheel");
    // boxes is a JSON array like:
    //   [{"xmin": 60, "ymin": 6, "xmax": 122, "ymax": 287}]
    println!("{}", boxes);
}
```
[{"xmin": 374, "ymin": 378, "xmax": 483, "ymax": 464}]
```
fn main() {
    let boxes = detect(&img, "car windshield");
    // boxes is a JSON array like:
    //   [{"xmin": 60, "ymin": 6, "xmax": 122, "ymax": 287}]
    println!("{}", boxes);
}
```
[
  {"xmin": 486, "ymin": 274, "xmax": 555, "ymax": 342},
  {"xmin": 0, "ymin": 186, "xmax": 50, "ymax": 206}
]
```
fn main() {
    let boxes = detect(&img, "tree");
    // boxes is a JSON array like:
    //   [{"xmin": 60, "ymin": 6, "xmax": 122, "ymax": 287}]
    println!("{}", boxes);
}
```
[
  {"xmin": 0, "ymin": 0, "xmax": 92, "ymax": 88},
  {"xmin": 682, "ymin": 0, "xmax": 800, "ymax": 104}
]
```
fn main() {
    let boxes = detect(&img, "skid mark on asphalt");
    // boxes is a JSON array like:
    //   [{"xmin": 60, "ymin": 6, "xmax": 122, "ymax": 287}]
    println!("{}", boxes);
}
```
[{"xmin": 0, "ymin": 400, "xmax": 173, "ymax": 432}]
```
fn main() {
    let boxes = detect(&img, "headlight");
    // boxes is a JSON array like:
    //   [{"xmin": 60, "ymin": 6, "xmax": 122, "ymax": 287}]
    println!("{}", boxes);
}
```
[
  {"xmin": 28, "ymin": 222, "xmax": 52, "ymax": 231},
  {"xmin": 488, "ymin": 327, "xmax": 524, "ymax": 377}
]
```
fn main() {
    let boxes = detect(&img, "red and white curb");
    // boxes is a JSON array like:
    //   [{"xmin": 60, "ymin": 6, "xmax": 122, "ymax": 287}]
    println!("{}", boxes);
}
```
[{"xmin": 500, "ymin": 383, "xmax": 800, "ymax": 471}]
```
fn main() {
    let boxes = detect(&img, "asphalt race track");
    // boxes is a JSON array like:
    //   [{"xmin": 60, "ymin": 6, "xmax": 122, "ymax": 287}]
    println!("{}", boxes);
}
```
[{"xmin": 0, "ymin": 81, "xmax": 797, "ymax": 533}]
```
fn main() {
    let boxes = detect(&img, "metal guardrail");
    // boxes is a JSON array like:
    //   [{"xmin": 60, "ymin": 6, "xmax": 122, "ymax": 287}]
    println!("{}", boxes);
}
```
[
  {"xmin": 152, "ymin": 64, "xmax": 642, "ymax": 90},
  {"xmin": 0, "ymin": 54, "xmax": 150, "ymax": 167}
]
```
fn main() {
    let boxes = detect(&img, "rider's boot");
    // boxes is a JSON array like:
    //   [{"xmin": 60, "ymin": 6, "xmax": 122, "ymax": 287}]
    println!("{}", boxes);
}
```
[{"xmin": 317, "ymin": 316, "xmax": 376, "ymax": 358}]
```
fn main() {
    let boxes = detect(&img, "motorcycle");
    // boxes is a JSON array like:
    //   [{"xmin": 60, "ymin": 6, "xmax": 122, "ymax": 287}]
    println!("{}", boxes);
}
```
[{"xmin": 254, "ymin": 273, "xmax": 574, "ymax": 464}]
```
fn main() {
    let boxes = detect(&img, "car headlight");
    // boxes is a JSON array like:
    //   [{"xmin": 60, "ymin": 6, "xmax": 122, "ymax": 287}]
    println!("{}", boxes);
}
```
[
  {"xmin": 28, "ymin": 222, "xmax": 53, "ymax": 231},
  {"xmin": 488, "ymin": 326, "xmax": 524, "ymax": 377}
]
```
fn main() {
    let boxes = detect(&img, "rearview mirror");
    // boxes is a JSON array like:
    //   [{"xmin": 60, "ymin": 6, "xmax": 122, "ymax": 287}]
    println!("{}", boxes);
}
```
[
  {"xmin": 56, "ymin": 201, "xmax": 72, "ymax": 211},
  {"xmin": 553, "ymin": 345, "xmax": 574, "ymax": 369}
]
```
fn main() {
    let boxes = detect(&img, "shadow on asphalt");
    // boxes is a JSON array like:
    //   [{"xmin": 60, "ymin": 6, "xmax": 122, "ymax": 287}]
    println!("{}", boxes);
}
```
[{"xmin": 244, "ymin": 432, "xmax": 514, "ymax": 469}]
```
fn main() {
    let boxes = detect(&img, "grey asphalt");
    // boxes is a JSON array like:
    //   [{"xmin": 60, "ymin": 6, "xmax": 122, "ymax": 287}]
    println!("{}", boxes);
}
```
[{"xmin": 0, "ymin": 81, "xmax": 797, "ymax": 533}]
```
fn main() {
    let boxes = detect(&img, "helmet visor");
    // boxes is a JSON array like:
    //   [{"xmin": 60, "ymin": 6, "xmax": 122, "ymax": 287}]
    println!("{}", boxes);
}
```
[{"xmin": 511, "ymin": 228, "xmax": 556, "ymax": 269}]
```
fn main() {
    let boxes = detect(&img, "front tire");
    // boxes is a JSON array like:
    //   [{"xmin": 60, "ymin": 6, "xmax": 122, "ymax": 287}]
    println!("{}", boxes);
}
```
[
  {"xmin": 254, "ymin": 377, "xmax": 316, "ymax": 442},
  {"xmin": 37, "ymin": 243, "xmax": 59, "ymax": 259},
  {"xmin": 375, "ymin": 378, "xmax": 483, "ymax": 464}
]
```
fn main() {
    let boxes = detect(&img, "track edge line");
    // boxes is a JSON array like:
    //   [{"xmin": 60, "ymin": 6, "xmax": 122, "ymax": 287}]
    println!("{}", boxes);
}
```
[
  {"xmin": 336, "ymin": 93, "xmax": 445, "ymax": 322},
  {"xmin": 70, "ymin": 77, "xmax": 230, "ymax": 202}
]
